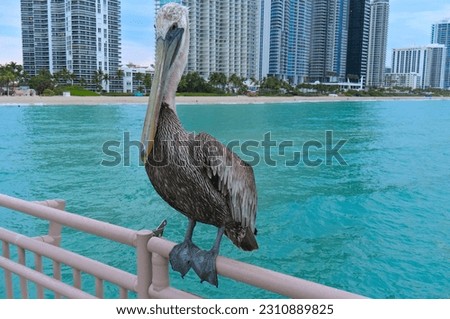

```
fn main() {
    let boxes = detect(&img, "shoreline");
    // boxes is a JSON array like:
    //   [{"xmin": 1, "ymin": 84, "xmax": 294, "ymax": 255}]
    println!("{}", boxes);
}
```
[{"xmin": 0, "ymin": 94, "xmax": 446, "ymax": 106}]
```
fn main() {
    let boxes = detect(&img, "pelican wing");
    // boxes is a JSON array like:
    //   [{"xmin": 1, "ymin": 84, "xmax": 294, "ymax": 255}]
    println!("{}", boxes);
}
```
[{"xmin": 197, "ymin": 132, "xmax": 257, "ymax": 231}]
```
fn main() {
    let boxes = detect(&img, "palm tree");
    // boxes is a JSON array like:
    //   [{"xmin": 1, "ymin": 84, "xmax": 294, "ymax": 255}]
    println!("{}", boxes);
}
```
[
  {"xmin": 69, "ymin": 72, "xmax": 76, "ymax": 86},
  {"xmin": 93, "ymin": 69, "xmax": 104, "ymax": 92},
  {"xmin": 0, "ymin": 71, "xmax": 14, "ymax": 95},
  {"xmin": 61, "ymin": 68, "xmax": 75, "ymax": 85},
  {"xmin": 228, "ymin": 74, "xmax": 245, "ymax": 94},
  {"xmin": 143, "ymin": 73, "xmax": 152, "ymax": 94},
  {"xmin": 28, "ymin": 69, "xmax": 54, "ymax": 95},
  {"xmin": 134, "ymin": 72, "xmax": 144, "ymax": 93},
  {"xmin": 79, "ymin": 77, "xmax": 87, "ymax": 88},
  {"xmin": 0, "ymin": 62, "xmax": 24, "ymax": 95},
  {"xmin": 208, "ymin": 72, "xmax": 227, "ymax": 92},
  {"xmin": 103, "ymin": 73, "xmax": 110, "ymax": 92},
  {"xmin": 116, "ymin": 68, "xmax": 124, "ymax": 81},
  {"xmin": 54, "ymin": 68, "xmax": 72, "ymax": 86}
]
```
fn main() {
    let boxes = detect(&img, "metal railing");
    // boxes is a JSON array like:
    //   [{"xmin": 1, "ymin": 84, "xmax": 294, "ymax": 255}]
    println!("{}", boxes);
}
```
[{"xmin": 0, "ymin": 193, "xmax": 366, "ymax": 299}]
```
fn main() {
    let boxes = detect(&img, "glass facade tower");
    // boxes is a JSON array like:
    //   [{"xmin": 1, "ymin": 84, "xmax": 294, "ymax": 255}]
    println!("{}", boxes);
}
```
[
  {"xmin": 309, "ymin": 0, "xmax": 350, "ymax": 83},
  {"xmin": 432, "ymin": 19, "xmax": 450, "ymax": 89},
  {"xmin": 366, "ymin": 0, "xmax": 389, "ymax": 87},
  {"xmin": 346, "ymin": 0, "xmax": 370, "ymax": 83},
  {"xmin": 265, "ymin": 0, "xmax": 312, "ymax": 85}
]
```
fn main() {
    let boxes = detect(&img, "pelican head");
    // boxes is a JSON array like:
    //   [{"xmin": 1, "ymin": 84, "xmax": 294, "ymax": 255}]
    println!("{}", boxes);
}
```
[{"xmin": 141, "ymin": 3, "xmax": 189, "ymax": 162}]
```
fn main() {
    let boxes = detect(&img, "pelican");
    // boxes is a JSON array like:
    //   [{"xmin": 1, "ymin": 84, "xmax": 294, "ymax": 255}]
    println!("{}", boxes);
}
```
[{"xmin": 140, "ymin": 3, "xmax": 258, "ymax": 287}]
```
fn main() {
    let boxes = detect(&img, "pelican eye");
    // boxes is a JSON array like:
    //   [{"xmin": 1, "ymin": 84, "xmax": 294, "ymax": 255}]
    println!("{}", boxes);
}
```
[{"xmin": 170, "ymin": 23, "xmax": 178, "ymax": 31}]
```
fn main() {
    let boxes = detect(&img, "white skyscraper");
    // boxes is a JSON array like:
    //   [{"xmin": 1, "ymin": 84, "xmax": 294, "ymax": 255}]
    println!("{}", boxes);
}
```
[
  {"xmin": 20, "ymin": 0, "xmax": 122, "ymax": 92},
  {"xmin": 366, "ymin": 0, "xmax": 389, "ymax": 87},
  {"xmin": 387, "ymin": 44, "xmax": 447, "ymax": 89},
  {"xmin": 156, "ymin": 0, "xmax": 259, "ymax": 80}
]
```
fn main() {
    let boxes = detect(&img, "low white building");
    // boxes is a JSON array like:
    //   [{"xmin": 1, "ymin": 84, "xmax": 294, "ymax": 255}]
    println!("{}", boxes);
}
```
[
  {"xmin": 314, "ymin": 77, "xmax": 365, "ymax": 91},
  {"xmin": 385, "ymin": 73, "xmax": 420, "ymax": 89},
  {"xmin": 121, "ymin": 64, "xmax": 154, "ymax": 94}
]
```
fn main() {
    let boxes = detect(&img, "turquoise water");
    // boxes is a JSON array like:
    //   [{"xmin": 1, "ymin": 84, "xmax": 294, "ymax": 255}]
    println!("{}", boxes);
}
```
[{"xmin": 0, "ymin": 100, "xmax": 449, "ymax": 298}]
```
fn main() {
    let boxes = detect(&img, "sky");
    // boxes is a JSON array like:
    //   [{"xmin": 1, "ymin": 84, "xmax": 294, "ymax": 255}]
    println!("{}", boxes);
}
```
[{"xmin": 0, "ymin": 0, "xmax": 449, "ymax": 68}]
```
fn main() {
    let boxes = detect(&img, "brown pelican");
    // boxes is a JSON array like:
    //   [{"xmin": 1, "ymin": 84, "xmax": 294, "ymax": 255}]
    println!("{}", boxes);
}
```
[{"xmin": 140, "ymin": 3, "xmax": 258, "ymax": 287}]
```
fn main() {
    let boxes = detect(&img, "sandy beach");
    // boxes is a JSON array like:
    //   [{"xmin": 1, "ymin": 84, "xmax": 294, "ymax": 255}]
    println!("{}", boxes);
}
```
[{"xmin": 0, "ymin": 94, "xmax": 445, "ymax": 106}]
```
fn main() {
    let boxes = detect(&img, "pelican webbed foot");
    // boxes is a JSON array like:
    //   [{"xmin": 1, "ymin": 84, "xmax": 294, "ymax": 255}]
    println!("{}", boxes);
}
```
[
  {"xmin": 192, "ymin": 248, "xmax": 219, "ymax": 287},
  {"xmin": 169, "ymin": 219, "xmax": 200, "ymax": 277},
  {"xmin": 169, "ymin": 239, "xmax": 200, "ymax": 277},
  {"xmin": 191, "ymin": 226, "xmax": 225, "ymax": 287}
]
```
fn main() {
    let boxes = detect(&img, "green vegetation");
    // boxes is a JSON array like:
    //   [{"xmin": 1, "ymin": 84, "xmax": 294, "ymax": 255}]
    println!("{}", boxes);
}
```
[
  {"xmin": 343, "ymin": 87, "xmax": 450, "ymax": 98},
  {"xmin": 178, "ymin": 72, "xmax": 215, "ymax": 93},
  {"xmin": 103, "ymin": 92, "xmax": 135, "ymax": 97},
  {"xmin": 0, "ymin": 62, "xmax": 102, "ymax": 96},
  {"xmin": 208, "ymin": 72, "xmax": 227, "ymax": 91},
  {"xmin": 2, "ymin": 62, "xmax": 450, "ymax": 98},
  {"xmin": 0, "ymin": 62, "xmax": 27, "ymax": 95},
  {"xmin": 53, "ymin": 68, "xmax": 76, "ymax": 85},
  {"xmin": 29, "ymin": 69, "xmax": 55, "ymax": 95},
  {"xmin": 176, "ymin": 92, "xmax": 232, "ymax": 97},
  {"xmin": 42, "ymin": 88, "xmax": 55, "ymax": 96},
  {"xmin": 54, "ymin": 85, "xmax": 100, "ymax": 96},
  {"xmin": 177, "ymin": 71, "xmax": 248, "ymax": 95}
]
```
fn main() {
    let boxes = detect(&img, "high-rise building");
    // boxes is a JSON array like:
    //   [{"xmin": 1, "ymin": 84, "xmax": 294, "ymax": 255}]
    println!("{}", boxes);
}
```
[
  {"xmin": 258, "ymin": 0, "xmax": 271, "ymax": 81},
  {"xmin": 261, "ymin": 0, "xmax": 312, "ymax": 85},
  {"xmin": 346, "ymin": 0, "xmax": 370, "ymax": 83},
  {"xmin": 431, "ymin": 19, "xmax": 450, "ymax": 89},
  {"xmin": 21, "ymin": 0, "xmax": 50, "ymax": 76},
  {"xmin": 309, "ymin": 0, "xmax": 350, "ymax": 83},
  {"xmin": 156, "ymin": 0, "xmax": 259, "ymax": 80},
  {"xmin": 20, "ymin": 0, "xmax": 121, "ymax": 92},
  {"xmin": 387, "ymin": 44, "xmax": 447, "ymax": 89},
  {"xmin": 366, "ymin": 0, "xmax": 389, "ymax": 88}
]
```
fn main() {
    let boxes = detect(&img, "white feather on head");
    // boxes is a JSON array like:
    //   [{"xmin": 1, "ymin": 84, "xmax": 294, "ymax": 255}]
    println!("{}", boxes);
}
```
[{"xmin": 156, "ymin": 3, "xmax": 189, "ymax": 110}]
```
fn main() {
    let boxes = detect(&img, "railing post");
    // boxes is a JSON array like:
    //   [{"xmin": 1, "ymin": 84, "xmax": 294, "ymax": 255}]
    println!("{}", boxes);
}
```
[
  {"xmin": 48, "ymin": 200, "xmax": 65, "ymax": 247},
  {"xmin": 150, "ymin": 252, "xmax": 170, "ymax": 292},
  {"xmin": 18, "ymin": 247, "xmax": 27, "ymax": 298},
  {"xmin": 136, "ymin": 230, "xmax": 153, "ymax": 298},
  {"xmin": 32, "ymin": 199, "xmax": 65, "ymax": 246},
  {"xmin": 48, "ymin": 200, "xmax": 65, "ymax": 298},
  {"xmin": 2, "ymin": 242, "xmax": 13, "ymax": 298}
]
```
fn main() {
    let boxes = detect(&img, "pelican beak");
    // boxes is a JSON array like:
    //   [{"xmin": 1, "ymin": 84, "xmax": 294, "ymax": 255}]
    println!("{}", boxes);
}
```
[{"xmin": 141, "ymin": 27, "xmax": 184, "ymax": 163}]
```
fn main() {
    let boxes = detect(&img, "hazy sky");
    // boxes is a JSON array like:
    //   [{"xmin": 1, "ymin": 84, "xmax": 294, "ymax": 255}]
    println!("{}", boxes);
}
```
[{"xmin": 1, "ymin": 0, "xmax": 449, "ymax": 67}]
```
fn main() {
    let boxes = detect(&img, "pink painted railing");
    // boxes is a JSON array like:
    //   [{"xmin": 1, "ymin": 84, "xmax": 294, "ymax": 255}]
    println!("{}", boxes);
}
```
[{"xmin": 0, "ymin": 194, "xmax": 366, "ymax": 299}]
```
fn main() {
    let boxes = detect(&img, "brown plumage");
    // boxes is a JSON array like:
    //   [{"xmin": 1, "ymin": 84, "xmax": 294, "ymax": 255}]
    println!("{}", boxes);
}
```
[
  {"xmin": 140, "ymin": 3, "xmax": 258, "ymax": 286},
  {"xmin": 145, "ymin": 103, "xmax": 258, "ymax": 251}
]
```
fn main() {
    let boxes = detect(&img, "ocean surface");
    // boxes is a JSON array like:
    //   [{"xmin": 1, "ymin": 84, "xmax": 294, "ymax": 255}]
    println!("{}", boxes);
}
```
[{"xmin": 0, "ymin": 99, "xmax": 449, "ymax": 299}]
